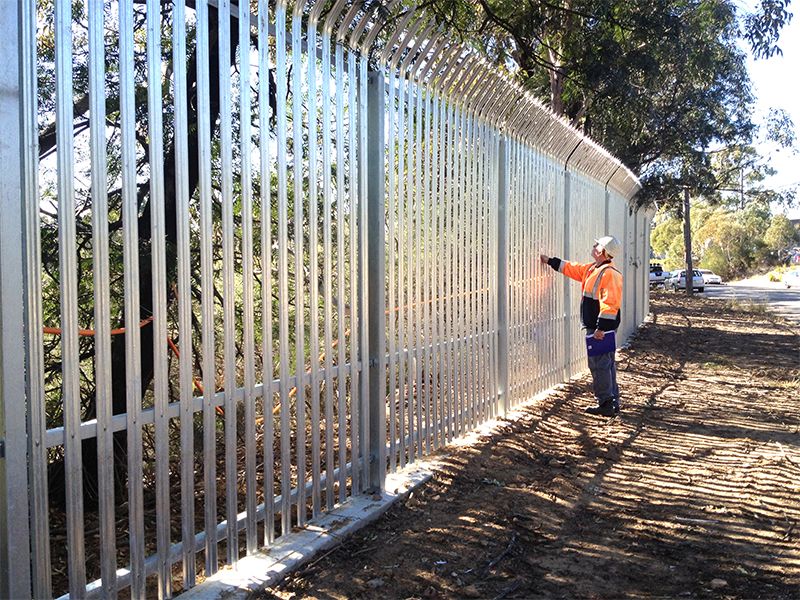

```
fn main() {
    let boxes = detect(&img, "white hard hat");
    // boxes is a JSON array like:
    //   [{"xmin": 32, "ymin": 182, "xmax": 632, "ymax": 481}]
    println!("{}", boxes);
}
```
[{"xmin": 595, "ymin": 235, "xmax": 622, "ymax": 258}]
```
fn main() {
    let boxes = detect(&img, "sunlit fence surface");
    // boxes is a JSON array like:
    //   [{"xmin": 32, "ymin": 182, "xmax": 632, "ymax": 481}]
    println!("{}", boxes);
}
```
[{"xmin": 0, "ymin": 1, "xmax": 648, "ymax": 598}]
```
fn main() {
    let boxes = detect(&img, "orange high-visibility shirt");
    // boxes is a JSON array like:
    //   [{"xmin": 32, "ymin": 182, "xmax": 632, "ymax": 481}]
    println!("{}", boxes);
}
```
[{"xmin": 557, "ymin": 259, "xmax": 623, "ymax": 330}]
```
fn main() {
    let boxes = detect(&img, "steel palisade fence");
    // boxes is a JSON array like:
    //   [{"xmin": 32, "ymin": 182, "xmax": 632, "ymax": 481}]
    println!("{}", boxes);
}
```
[{"xmin": 0, "ymin": 0, "xmax": 649, "ymax": 598}]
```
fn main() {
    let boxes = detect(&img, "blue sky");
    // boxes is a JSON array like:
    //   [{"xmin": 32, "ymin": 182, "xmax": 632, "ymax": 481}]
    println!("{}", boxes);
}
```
[{"xmin": 745, "ymin": 4, "xmax": 800, "ymax": 218}]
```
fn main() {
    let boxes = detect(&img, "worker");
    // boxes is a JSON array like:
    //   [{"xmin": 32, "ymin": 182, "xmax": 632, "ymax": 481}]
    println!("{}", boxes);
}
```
[{"xmin": 539, "ymin": 236, "xmax": 623, "ymax": 417}]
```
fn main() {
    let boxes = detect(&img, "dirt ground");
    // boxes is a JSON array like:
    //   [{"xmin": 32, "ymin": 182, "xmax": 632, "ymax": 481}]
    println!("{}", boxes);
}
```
[{"xmin": 259, "ymin": 292, "xmax": 800, "ymax": 600}]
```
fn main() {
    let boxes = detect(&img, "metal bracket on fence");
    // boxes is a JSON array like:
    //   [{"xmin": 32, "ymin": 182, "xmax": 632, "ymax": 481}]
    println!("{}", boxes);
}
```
[{"xmin": 0, "ymin": 440, "xmax": 4, "ymax": 459}]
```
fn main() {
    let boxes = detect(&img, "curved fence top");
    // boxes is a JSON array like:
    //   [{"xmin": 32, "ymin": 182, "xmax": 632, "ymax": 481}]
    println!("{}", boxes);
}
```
[{"xmin": 321, "ymin": 3, "xmax": 642, "ymax": 202}]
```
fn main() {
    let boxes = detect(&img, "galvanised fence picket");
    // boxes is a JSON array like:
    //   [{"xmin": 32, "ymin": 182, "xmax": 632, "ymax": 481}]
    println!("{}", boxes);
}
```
[{"xmin": 0, "ymin": 1, "xmax": 648, "ymax": 598}]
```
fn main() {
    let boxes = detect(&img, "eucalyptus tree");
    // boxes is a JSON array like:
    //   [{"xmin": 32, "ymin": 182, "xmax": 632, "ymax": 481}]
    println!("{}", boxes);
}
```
[
  {"xmin": 764, "ymin": 213, "xmax": 800, "ymax": 259},
  {"xmin": 37, "ymin": 0, "xmax": 261, "ymax": 505},
  {"xmin": 419, "ymin": 0, "xmax": 791, "ymax": 197},
  {"xmin": 419, "ymin": 0, "xmax": 793, "ymax": 294},
  {"xmin": 654, "ymin": 108, "xmax": 796, "ymax": 289}
]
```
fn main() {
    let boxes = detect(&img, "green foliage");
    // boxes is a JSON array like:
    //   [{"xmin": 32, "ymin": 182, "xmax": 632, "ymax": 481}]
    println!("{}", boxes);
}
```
[
  {"xmin": 765, "ymin": 213, "xmax": 800, "ymax": 251},
  {"xmin": 699, "ymin": 244, "xmax": 730, "ymax": 279},
  {"xmin": 765, "ymin": 108, "xmax": 797, "ymax": 148},
  {"xmin": 421, "ymin": 0, "xmax": 796, "ymax": 213},
  {"xmin": 744, "ymin": 0, "xmax": 794, "ymax": 59},
  {"xmin": 650, "ymin": 217, "xmax": 683, "ymax": 269}
]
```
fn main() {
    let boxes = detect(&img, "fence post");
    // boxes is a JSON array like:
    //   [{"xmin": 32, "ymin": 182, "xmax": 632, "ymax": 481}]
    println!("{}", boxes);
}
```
[
  {"xmin": 496, "ymin": 136, "xmax": 509, "ymax": 417},
  {"xmin": 643, "ymin": 215, "xmax": 655, "ymax": 315},
  {"xmin": 366, "ymin": 72, "xmax": 386, "ymax": 492},
  {"xmin": 0, "ymin": 1, "xmax": 33, "ymax": 597},
  {"xmin": 562, "ymin": 168, "xmax": 572, "ymax": 380},
  {"xmin": 632, "ymin": 210, "xmax": 639, "ymax": 332},
  {"xmin": 623, "ymin": 207, "xmax": 631, "ymax": 334}
]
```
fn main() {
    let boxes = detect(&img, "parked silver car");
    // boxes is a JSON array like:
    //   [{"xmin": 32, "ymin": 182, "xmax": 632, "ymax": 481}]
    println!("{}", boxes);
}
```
[
  {"xmin": 783, "ymin": 269, "xmax": 800, "ymax": 289},
  {"xmin": 698, "ymin": 269, "xmax": 722, "ymax": 285},
  {"xmin": 665, "ymin": 269, "xmax": 704, "ymax": 292}
]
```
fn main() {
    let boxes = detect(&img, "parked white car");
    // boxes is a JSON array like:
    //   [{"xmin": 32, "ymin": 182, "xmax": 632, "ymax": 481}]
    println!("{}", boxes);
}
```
[
  {"xmin": 783, "ymin": 269, "xmax": 800, "ymax": 289},
  {"xmin": 649, "ymin": 263, "xmax": 668, "ymax": 287},
  {"xmin": 665, "ymin": 269, "xmax": 704, "ymax": 292},
  {"xmin": 698, "ymin": 269, "xmax": 722, "ymax": 285}
]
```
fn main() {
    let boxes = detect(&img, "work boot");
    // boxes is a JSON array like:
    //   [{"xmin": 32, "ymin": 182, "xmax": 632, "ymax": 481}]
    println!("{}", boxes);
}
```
[{"xmin": 585, "ymin": 403, "xmax": 616, "ymax": 417}]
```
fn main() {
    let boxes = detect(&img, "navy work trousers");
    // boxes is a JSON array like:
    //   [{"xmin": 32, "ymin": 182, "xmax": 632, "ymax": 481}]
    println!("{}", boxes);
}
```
[{"xmin": 586, "ymin": 334, "xmax": 620, "ymax": 411}]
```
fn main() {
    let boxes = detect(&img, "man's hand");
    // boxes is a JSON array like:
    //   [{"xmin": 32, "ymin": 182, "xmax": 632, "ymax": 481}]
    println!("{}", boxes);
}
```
[
  {"xmin": 593, "ymin": 329, "xmax": 605, "ymax": 340},
  {"xmin": 540, "ymin": 254, "xmax": 549, "ymax": 264}
]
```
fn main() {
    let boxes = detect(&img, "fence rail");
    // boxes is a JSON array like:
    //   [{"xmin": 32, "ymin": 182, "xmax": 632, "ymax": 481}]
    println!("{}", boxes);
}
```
[{"xmin": 0, "ymin": 1, "xmax": 649, "ymax": 598}]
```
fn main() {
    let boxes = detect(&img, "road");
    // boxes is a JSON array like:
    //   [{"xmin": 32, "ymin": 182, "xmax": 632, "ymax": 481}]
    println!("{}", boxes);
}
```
[{"xmin": 685, "ymin": 278, "xmax": 800, "ymax": 324}]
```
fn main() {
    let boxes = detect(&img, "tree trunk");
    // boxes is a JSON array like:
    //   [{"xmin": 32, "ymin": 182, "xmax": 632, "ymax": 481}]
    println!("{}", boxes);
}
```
[
  {"xmin": 549, "ymin": 46, "xmax": 565, "ymax": 117},
  {"xmin": 87, "ymin": 5, "xmax": 233, "ymax": 505},
  {"xmin": 683, "ymin": 187, "xmax": 693, "ymax": 295}
]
